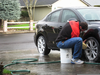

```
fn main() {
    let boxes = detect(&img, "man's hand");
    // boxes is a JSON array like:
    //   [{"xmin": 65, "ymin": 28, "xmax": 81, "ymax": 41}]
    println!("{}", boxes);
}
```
[{"xmin": 83, "ymin": 39, "xmax": 87, "ymax": 43}]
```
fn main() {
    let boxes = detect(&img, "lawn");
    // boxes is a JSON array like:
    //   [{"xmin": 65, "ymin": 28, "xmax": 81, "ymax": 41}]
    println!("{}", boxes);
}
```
[{"xmin": 8, "ymin": 24, "xmax": 35, "ymax": 30}]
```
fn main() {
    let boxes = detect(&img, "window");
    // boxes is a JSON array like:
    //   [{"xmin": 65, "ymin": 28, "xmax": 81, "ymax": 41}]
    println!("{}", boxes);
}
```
[
  {"xmin": 46, "ymin": 15, "xmax": 51, "ymax": 21},
  {"xmin": 46, "ymin": 10, "xmax": 61, "ymax": 22},
  {"xmin": 61, "ymin": 10, "xmax": 78, "ymax": 23},
  {"xmin": 77, "ymin": 9, "xmax": 100, "ymax": 21}
]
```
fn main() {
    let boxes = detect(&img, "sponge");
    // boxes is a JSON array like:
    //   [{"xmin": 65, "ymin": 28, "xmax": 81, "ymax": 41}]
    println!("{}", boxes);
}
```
[{"xmin": 82, "ymin": 42, "xmax": 88, "ymax": 49}]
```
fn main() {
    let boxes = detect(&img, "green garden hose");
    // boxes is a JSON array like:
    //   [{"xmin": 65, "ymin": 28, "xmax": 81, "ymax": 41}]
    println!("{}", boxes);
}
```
[
  {"xmin": 11, "ymin": 58, "xmax": 60, "ymax": 64},
  {"xmin": 84, "ymin": 62, "xmax": 100, "ymax": 65},
  {"xmin": 4, "ymin": 58, "xmax": 60, "ymax": 75},
  {"xmin": 4, "ymin": 58, "xmax": 100, "ymax": 75},
  {"xmin": 10, "ymin": 70, "xmax": 30, "ymax": 75}
]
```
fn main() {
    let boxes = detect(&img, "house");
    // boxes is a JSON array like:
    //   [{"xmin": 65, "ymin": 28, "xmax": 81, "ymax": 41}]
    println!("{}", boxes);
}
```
[{"xmin": 20, "ymin": 0, "xmax": 100, "ymax": 21}]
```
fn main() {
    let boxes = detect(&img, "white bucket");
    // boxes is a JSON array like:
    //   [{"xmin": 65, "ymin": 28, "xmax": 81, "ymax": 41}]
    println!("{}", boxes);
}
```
[{"xmin": 60, "ymin": 48, "xmax": 72, "ymax": 63}]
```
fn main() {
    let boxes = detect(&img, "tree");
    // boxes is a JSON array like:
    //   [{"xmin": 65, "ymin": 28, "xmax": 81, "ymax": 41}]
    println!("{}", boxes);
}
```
[
  {"xmin": 0, "ymin": 0, "xmax": 21, "ymax": 28},
  {"xmin": 23, "ymin": 0, "xmax": 37, "ymax": 31},
  {"xmin": 23, "ymin": 0, "xmax": 37, "ymax": 21},
  {"xmin": 0, "ymin": 0, "xmax": 21, "ymax": 20}
]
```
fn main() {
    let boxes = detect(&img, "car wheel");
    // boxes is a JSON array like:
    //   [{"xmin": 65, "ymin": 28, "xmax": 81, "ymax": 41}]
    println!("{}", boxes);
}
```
[
  {"xmin": 84, "ymin": 37, "xmax": 100, "ymax": 61},
  {"xmin": 37, "ymin": 36, "xmax": 51, "ymax": 55}
]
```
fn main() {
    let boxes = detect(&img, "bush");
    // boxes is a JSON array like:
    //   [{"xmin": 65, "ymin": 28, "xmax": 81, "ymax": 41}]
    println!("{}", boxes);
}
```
[
  {"xmin": 21, "ymin": 11, "xmax": 29, "ymax": 17},
  {"xmin": 3, "ymin": 69, "xmax": 11, "ymax": 74}
]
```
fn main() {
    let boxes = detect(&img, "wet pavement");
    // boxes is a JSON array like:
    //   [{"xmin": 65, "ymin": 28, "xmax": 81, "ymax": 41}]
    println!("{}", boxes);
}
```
[
  {"xmin": 1, "ymin": 49, "xmax": 100, "ymax": 75},
  {"xmin": 0, "ymin": 33, "xmax": 36, "ymax": 51}
]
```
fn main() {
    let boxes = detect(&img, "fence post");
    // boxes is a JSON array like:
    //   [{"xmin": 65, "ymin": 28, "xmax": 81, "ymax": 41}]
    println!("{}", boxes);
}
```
[
  {"xmin": 29, "ymin": 20, "xmax": 33, "ymax": 31},
  {"xmin": 3, "ymin": 20, "xmax": 7, "ymax": 32}
]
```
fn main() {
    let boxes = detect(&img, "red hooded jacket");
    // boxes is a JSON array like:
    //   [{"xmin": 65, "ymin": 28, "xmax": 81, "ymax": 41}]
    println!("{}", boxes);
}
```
[{"xmin": 55, "ymin": 21, "xmax": 80, "ymax": 42}]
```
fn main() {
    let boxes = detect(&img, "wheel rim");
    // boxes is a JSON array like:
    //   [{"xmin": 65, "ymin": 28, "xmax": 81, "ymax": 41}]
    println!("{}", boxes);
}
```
[
  {"xmin": 85, "ymin": 39, "xmax": 98, "ymax": 61},
  {"xmin": 37, "ymin": 36, "xmax": 46, "ymax": 54}
]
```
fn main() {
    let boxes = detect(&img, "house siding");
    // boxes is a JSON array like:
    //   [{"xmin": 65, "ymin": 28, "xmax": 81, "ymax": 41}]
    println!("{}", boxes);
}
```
[
  {"xmin": 20, "ymin": 7, "xmax": 51, "ymax": 21},
  {"xmin": 34, "ymin": 7, "xmax": 51, "ymax": 21}
]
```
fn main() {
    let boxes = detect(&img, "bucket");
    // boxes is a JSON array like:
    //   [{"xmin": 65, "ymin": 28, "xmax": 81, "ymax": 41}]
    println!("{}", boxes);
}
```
[{"xmin": 60, "ymin": 48, "xmax": 72, "ymax": 63}]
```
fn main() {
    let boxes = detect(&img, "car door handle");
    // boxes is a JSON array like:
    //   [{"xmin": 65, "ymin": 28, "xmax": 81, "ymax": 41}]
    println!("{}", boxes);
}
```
[
  {"xmin": 45, "ymin": 24, "xmax": 48, "ymax": 27},
  {"xmin": 45, "ymin": 24, "xmax": 47, "ymax": 26},
  {"xmin": 59, "ymin": 26, "xmax": 62, "ymax": 30},
  {"xmin": 44, "ymin": 24, "xmax": 48, "ymax": 28}
]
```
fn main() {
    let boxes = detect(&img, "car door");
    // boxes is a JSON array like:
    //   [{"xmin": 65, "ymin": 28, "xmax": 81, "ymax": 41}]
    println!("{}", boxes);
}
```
[{"xmin": 42, "ymin": 10, "xmax": 62, "ymax": 49}]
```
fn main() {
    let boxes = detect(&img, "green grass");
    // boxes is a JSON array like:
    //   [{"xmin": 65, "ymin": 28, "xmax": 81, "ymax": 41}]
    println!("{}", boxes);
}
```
[
  {"xmin": 8, "ymin": 24, "xmax": 35, "ymax": 30},
  {"xmin": 3, "ymin": 69, "xmax": 11, "ymax": 74}
]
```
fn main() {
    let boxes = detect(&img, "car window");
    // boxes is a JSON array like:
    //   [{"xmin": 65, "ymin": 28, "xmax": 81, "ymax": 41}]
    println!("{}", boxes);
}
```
[
  {"xmin": 46, "ymin": 10, "xmax": 61, "ymax": 22},
  {"xmin": 46, "ymin": 14, "xmax": 51, "ymax": 21},
  {"xmin": 61, "ymin": 10, "xmax": 78, "ymax": 23},
  {"xmin": 77, "ymin": 9, "xmax": 100, "ymax": 21}
]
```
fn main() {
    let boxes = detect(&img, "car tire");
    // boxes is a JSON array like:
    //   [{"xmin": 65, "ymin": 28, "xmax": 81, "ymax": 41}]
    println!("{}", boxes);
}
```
[
  {"xmin": 37, "ymin": 36, "xmax": 51, "ymax": 55},
  {"xmin": 84, "ymin": 37, "xmax": 100, "ymax": 61}
]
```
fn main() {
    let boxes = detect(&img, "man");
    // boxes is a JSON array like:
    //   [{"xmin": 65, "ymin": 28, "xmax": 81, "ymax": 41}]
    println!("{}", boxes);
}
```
[{"xmin": 55, "ymin": 20, "xmax": 88, "ymax": 64}]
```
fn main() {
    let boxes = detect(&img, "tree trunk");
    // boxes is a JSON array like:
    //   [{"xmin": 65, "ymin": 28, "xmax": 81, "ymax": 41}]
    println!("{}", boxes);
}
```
[
  {"xmin": 0, "ymin": 19, "xmax": 2, "ymax": 28},
  {"xmin": 0, "ymin": 64, "xmax": 3, "ymax": 75},
  {"xmin": 29, "ymin": 20, "xmax": 33, "ymax": 31}
]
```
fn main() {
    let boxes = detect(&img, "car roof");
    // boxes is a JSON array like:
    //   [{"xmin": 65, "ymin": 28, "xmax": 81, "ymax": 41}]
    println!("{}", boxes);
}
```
[
  {"xmin": 43, "ymin": 7, "xmax": 100, "ymax": 21},
  {"xmin": 56, "ymin": 7, "xmax": 100, "ymax": 11}
]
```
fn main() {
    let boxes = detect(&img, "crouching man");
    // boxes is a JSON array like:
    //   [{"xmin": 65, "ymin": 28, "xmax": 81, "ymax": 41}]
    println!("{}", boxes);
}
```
[{"xmin": 55, "ymin": 20, "xmax": 88, "ymax": 64}]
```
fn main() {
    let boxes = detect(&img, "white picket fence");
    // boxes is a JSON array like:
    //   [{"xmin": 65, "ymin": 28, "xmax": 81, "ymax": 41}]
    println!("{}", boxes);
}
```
[
  {"xmin": 7, "ymin": 22, "xmax": 36, "ymax": 29},
  {"xmin": 3, "ymin": 21, "xmax": 37, "ymax": 32}
]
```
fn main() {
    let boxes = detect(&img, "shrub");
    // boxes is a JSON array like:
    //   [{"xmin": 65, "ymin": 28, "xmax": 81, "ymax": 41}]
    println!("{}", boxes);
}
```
[{"xmin": 21, "ymin": 11, "xmax": 29, "ymax": 17}]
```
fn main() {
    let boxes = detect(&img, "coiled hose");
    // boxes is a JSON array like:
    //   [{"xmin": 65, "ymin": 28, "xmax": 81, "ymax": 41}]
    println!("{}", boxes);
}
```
[
  {"xmin": 4, "ymin": 58, "xmax": 60, "ymax": 75},
  {"xmin": 4, "ymin": 58, "xmax": 100, "ymax": 75}
]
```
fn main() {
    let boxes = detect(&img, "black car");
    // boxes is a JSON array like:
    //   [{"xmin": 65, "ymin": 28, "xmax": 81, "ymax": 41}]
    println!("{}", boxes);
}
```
[{"xmin": 34, "ymin": 7, "xmax": 100, "ymax": 62}]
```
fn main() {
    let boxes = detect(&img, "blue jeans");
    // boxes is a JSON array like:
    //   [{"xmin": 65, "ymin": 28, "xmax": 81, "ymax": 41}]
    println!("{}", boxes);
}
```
[{"xmin": 56, "ymin": 37, "xmax": 82, "ymax": 59}]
